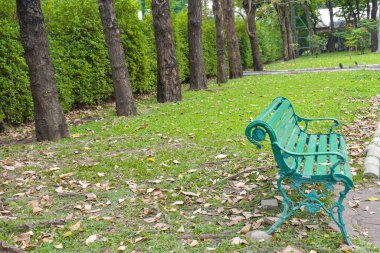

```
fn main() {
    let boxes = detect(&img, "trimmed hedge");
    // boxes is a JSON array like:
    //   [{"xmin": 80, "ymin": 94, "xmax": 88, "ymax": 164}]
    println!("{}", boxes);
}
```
[{"xmin": 0, "ymin": 0, "xmax": 282, "ymax": 125}]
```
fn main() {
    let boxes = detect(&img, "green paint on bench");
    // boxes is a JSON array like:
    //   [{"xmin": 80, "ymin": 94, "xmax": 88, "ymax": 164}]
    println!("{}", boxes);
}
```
[{"xmin": 245, "ymin": 97, "xmax": 353, "ymax": 245}]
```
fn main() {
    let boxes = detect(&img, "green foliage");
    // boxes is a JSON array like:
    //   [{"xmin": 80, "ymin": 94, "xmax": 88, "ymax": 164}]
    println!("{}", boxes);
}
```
[
  {"xmin": 0, "ymin": 0, "xmax": 283, "ymax": 125},
  {"xmin": 334, "ymin": 20, "xmax": 377, "ymax": 54},
  {"xmin": 312, "ymin": 33, "xmax": 328, "ymax": 55}
]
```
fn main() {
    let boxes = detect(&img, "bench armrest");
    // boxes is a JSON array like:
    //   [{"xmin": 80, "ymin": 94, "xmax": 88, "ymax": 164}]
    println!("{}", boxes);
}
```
[
  {"xmin": 296, "ymin": 115, "xmax": 340, "ymax": 134},
  {"xmin": 272, "ymin": 142, "xmax": 346, "ymax": 170}
]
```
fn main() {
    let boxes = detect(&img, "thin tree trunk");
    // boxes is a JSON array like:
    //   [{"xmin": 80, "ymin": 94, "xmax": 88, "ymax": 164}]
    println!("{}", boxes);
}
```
[
  {"xmin": 98, "ymin": 0, "xmax": 137, "ymax": 116},
  {"xmin": 371, "ymin": 0, "xmax": 378, "ymax": 52},
  {"xmin": 212, "ymin": 0, "xmax": 227, "ymax": 83},
  {"xmin": 152, "ymin": 0, "xmax": 182, "ymax": 102},
  {"xmin": 366, "ymin": 0, "xmax": 370, "ymax": 19},
  {"xmin": 188, "ymin": 0, "xmax": 207, "ymax": 90},
  {"xmin": 327, "ymin": 0, "xmax": 335, "ymax": 52},
  {"xmin": 243, "ymin": 0, "xmax": 263, "ymax": 71},
  {"xmin": 275, "ymin": 1, "xmax": 295, "ymax": 61},
  {"xmin": 355, "ymin": 0, "xmax": 360, "ymax": 21},
  {"xmin": 301, "ymin": 0, "xmax": 314, "ymax": 54},
  {"xmin": 222, "ymin": 0, "xmax": 243, "ymax": 78},
  {"xmin": 16, "ymin": 0, "xmax": 69, "ymax": 141},
  {"xmin": 290, "ymin": 0, "xmax": 299, "ymax": 57}
]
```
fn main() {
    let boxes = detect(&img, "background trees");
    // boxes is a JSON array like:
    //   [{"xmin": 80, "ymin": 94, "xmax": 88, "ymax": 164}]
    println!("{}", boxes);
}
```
[
  {"xmin": 98, "ymin": 0, "xmax": 137, "ymax": 116},
  {"xmin": 188, "ymin": 0, "xmax": 207, "ymax": 90},
  {"xmin": 16, "ymin": 0, "xmax": 69, "ymax": 141},
  {"xmin": 152, "ymin": 0, "xmax": 182, "ymax": 102}
]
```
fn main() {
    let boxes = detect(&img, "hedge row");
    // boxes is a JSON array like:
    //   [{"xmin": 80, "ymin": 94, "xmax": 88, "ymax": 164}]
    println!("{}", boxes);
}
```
[{"xmin": 0, "ymin": 0, "xmax": 282, "ymax": 124}]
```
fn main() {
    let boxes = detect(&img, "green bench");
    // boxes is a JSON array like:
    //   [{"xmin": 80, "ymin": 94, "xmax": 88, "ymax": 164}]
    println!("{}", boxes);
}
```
[{"xmin": 245, "ymin": 97, "xmax": 353, "ymax": 245}]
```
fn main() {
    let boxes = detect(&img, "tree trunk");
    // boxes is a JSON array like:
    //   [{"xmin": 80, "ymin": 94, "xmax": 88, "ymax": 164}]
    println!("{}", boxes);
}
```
[
  {"xmin": 222, "ymin": 0, "xmax": 243, "ymax": 78},
  {"xmin": 301, "ymin": 0, "xmax": 314, "ymax": 54},
  {"xmin": 366, "ymin": 0, "xmax": 370, "ymax": 19},
  {"xmin": 212, "ymin": 0, "xmax": 227, "ymax": 83},
  {"xmin": 371, "ymin": 0, "xmax": 378, "ymax": 52},
  {"xmin": 151, "ymin": 0, "xmax": 182, "ymax": 103},
  {"xmin": 355, "ymin": 0, "xmax": 360, "ymax": 21},
  {"xmin": 327, "ymin": 0, "xmax": 335, "ymax": 52},
  {"xmin": 243, "ymin": 0, "xmax": 263, "ymax": 71},
  {"xmin": 188, "ymin": 0, "xmax": 207, "ymax": 90},
  {"xmin": 16, "ymin": 0, "xmax": 69, "ymax": 141},
  {"xmin": 290, "ymin": 0, "xmax": 299, "ymax": 57},
  {"xmin": 98, "ymin": 0, "xmax": 137, "ymax": 116},
  {"xmin": 275, "ymin": 1, "xmax": 295, "ymax": 61}
]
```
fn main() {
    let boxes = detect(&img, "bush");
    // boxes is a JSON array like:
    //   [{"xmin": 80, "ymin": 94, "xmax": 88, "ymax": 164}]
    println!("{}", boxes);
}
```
[{"xmin": 0, "ymin": 0, "xmax": 283, "ymax": 125}]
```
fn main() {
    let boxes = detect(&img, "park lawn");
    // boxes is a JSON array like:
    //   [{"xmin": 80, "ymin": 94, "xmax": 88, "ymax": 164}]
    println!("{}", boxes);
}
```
[
  {"xmin": 264, "ymin": 51, "xmax": 380, "ymax": 71},
  {"xmin": 0, "ymin": 71, "xmax": 380, "ymax": 252}
]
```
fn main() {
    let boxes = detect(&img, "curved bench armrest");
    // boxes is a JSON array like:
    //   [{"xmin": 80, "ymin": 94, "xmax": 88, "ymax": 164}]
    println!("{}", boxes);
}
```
[
  {"xmin": 296, "ymin": 115, "xmax": 340, "ymax": 134},
  {"xmin": 272, "ymin": 142, "xmax": 346, "ymax": 167}
]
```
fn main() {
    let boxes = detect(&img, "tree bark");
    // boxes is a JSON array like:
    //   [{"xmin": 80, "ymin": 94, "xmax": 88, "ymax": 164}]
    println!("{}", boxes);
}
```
[
  {"xmin": 151, "ymin": 0, "xmax": 182, "ymax": 102},
  {"xmin": 98, "ymin": 0, "xmax": 137, "ymax": 116},
  {"xmin": 327, "ymin": 0, "xmax": 336, "ymax": 52},
  {"xmin": 16, "ymin": 0, "xmax": 69, "ymax": 141},
  {"xmin": 301, "ymin": 0, "xmax": 314, "ymax": 54},
  {"xmin": 212, "ymin": 0, "xmax": 228, "ymax": 83},
  {"xmin": 366, "ymin": 0, "xmax": 370, "ymax": 19},
  {"xmin": 370, "ymin": 0, "xmax": 378, "ymax": 52},
  {"xmin": 188, "ymin": 0, "xmax": 207, "ymax": 90},
  {"xmin": 243, "ymin": 0, "xmax": 263, "ymax": 71},
  {"xmin": 274, "ymin": 1, "xmax": 295, "ymax": 61},
  {"xmin": 222, "ymin": 0, "xmax": 243, "ymax": 78}
]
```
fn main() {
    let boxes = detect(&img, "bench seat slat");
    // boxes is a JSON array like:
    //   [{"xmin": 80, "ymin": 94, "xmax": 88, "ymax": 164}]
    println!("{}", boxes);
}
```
[
  {"xmin": 275, "ymin": 110, "xmax": 295, "ymax": 141},
  {"xmin": 316, "ymin": 135, "xmax": 328, "ymax": 175},
  {"xmin": 302, "ymin": 135, "xmax": 318, "ymax": 176},
  {"xmin": 293, "ymin": 132, "xmax": 308, "ymax": 172}
]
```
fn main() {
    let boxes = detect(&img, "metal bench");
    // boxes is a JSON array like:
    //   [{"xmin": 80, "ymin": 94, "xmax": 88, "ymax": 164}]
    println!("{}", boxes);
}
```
[{"xmin": 245, "ymin": 97, "xmax": 353, "ymax": 245}]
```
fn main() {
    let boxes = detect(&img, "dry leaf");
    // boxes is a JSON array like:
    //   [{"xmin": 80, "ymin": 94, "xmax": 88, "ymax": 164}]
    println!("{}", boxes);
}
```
[
  {"xmin": 177, "ymin": 225, "xmax": 185, "ymax": 233},
  {"xmin": 239, "ymin": 223, "xmax": 251, "ymax": 234},
  {"xmin": 172, "ymin": 200, "xmax": 184, "ymax": 205},
  {"xmin": 231, "ymin": 237, "xmax": 248, "ymax": 245},
  {"xmin": 282, "ymin": 245, "xmax": 305, "ymax": 253},
  {"xmin": 117, "ymin": 245, "xmax": 127, "ymax": 251},
  {"xmin": 54, "ymin": 243, "xmax": 63, "ymax": 249},
  {"xmin": 189, "ymin": 240, "xmax": 199, "ymax": 247},
  {"xmin": 134, "ymin": 237, "xmax": 146, "ymax": 243},
  {"xmin": 60, "ymin": 172, "xmax": 75, "ymax": 179},
  {"xmin": 85, "ymin": 234, "xmax": 98, "ymax": 245},
  {"xmin": 69, "ymin": 221, "xmax": 81, "ymax": 231},
  {"xmin": 215, "ymin": 154, "xmax": 227, "ymax": 159},
  {"xmin": 33, "ymin": 206, "xmax": 43, "ymax": 214},
  {"xmin": 86, "ymin": 193, "xmax": 97, "ymax": 201},
  {"xmin": 367, "ymin": 197, "xmax": 379, "ymax": 201}
]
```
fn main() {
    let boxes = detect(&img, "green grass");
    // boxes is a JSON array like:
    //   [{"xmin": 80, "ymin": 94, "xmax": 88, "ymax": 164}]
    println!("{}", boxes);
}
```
[
  {"xmin": 0, "ymin": 71, "xmax": 380, "ymax": 252},
  {"xmin": 265, "ymin": 51, "xmax": 380, "ymax": 70}
]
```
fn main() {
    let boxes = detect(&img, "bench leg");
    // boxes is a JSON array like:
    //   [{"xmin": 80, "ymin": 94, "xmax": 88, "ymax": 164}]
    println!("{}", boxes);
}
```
[
  {"xmin": 327, "ymin": 182, "xmax": 353, "ymax": 246},
  {"xmin": 267, "ymin": 175, "xmax": 301, "ymax": 235}
]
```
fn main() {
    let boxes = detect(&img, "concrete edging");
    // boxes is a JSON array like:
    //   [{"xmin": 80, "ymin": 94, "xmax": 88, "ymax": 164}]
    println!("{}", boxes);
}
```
[{"xmin": 364, "ymin": 122, "xmax": 380, "ymax": 178}]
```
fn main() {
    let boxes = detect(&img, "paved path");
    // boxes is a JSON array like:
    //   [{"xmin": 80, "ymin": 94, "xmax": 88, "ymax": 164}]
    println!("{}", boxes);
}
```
[
  {"xmin": 243, "ymin": 64, "xmax": 380, "ymax": 76},
  {"xmin": 333, "ymin": 185, "xmax": 380, "ymax": 247}
]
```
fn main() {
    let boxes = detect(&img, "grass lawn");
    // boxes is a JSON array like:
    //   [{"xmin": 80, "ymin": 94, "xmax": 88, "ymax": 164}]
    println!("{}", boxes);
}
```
[
  {"xmin": 0, "ymin": 71, "xmax": 380, "ymax": 252},
  {"xmin": 264, "ymin": 51, "xmax": 380, "ymax": 71}
]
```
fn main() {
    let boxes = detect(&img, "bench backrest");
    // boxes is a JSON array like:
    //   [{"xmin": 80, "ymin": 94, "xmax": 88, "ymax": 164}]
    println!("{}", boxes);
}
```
[{"xmin": 245, "ymin": 97, "xmax": 300, "ymax": 149}]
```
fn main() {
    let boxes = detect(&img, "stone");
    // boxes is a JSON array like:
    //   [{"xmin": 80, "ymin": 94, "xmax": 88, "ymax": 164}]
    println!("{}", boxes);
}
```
[
  {"xmin": 261, "ymin": 199, "xmax": 278, "ymax": 210},
  {"xmin": 373, "ymin": 137, "xmax": 380, "ymax": 144},
  {"xmin": 367, "ymin": 144, "xmax": 380, "ymax": 159},
  {"xmin": 363, "ymin": 156, "xmax": 380, "ymax": 178},
  {"xmin": 264, "ymin": 216, "xmax": 279, "ymax": 225},
  {"xmin": 282, "ymin": 245, "xmax": 305, "ymax": 253},
  {"xmin": 374, "ymin": 128, "xmax": 380, "ymax": 138},
  {"xmin": 245, "ymin": 230, "xmax": 272, "ymax": 242}
]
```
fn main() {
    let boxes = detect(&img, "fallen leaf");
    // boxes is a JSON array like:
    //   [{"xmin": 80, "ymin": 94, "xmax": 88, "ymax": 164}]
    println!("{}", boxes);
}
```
[
  {"xmin": 54, "ymin": 243, "xmax": 63, "ymax": 249},
  {"xmin": 32, "ymin": 206, "xmax": 43, "ymax": 214},
  {"xmin": 86, "ymin": 193, "xmax": 97, "ymax": 201},
  {"xmin": 117, "ymin": 245, "xmax": 126, "ymax": 251},
  {"xmin": 69, "ymin": 221, "xmax": 81, "ymax": 231},
  {"xmin": 239, "ymin": 223, "xmax": 251, "ymax": 234},
  {"xmin": 172, "ymin": 200, "xmax": 184, "ymax": 205},
  {"xmin": 177, "ymin": 225, "xmax": 185, "ymax": 233},
  {"xmin": 282, "ymin": 245, "xmax": 305, "ymax": 253},
  {"xmin": 231, "ymin": 237, "xmax": 248, "ymax": 245},
  {"xmin": 215, "ymin": 154, "xmax": 227, "ymax": 159},
  {"xmin": 189, "ymin": 240, "xmax": 199, "ymax": 247},
  {"xmin": 367, "ymin": 197, "xmax": 379, "ymax": 201},
  {"xmin": 134, "ymin": 237, "xmax": 146, "ymax": 243},
  {"xmin": 60, "ymin": 172, "xmax": 75, "ymax": 179},
  {"xmin": 85, "ymin": 234, "xmax": 98, "ymax": 245}
]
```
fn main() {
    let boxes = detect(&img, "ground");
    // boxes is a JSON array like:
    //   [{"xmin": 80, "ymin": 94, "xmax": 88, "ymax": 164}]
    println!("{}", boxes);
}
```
[{"xmin": 1, "ymin": 52, "xmax": 380, "ymax": 252}]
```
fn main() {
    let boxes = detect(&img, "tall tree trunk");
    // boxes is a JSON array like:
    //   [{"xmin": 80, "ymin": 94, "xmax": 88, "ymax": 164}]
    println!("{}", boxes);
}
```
[
  {"xmin": 98, "ymin": 0, "xmax": 137, "ymax": 116},
  {"xmin": 188, "ymin": 0, "xmax": 207, "ymax": 90},
  {"xmin": 355, "ymin": 0, "xmax": 360, "ymax": 21},
  {"xmin": 243, "ymin": 0, "xmax": 263, "ymax": 71},
  {"xmin": 366, "ymin": 0, "xmax": 370, "ymax": 19},
  {"xmin": 290, "ymin": 0, "xmax": 299, "ymax": 57},
  {"xmin": 275, "ymin": 1, "xmax": 295, "ymax": 61},
  {"xmin": 212, "ymin": 0, "xmax": 227, "ymax": 83},
  {"xmin": 371, "ymin": 0, "xmax": 378, "ymax": 52},
  {"xmin": 301, "ymin": 0, "xmax": 314, "ymax": 54},
  {"xmin": 16, "ymin": 0, "xmax": 69, "ymax": 141},
  {"xmin": 151, "ymin": 0, "xmax": 182, "ymax": 103},
  {"xmin": 327, "ymin": 0, "xmax": 335, "ymax": 52},
  {"xmin": 222, "ymin": 0, "xmax": 243, "ymax": 78}
]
